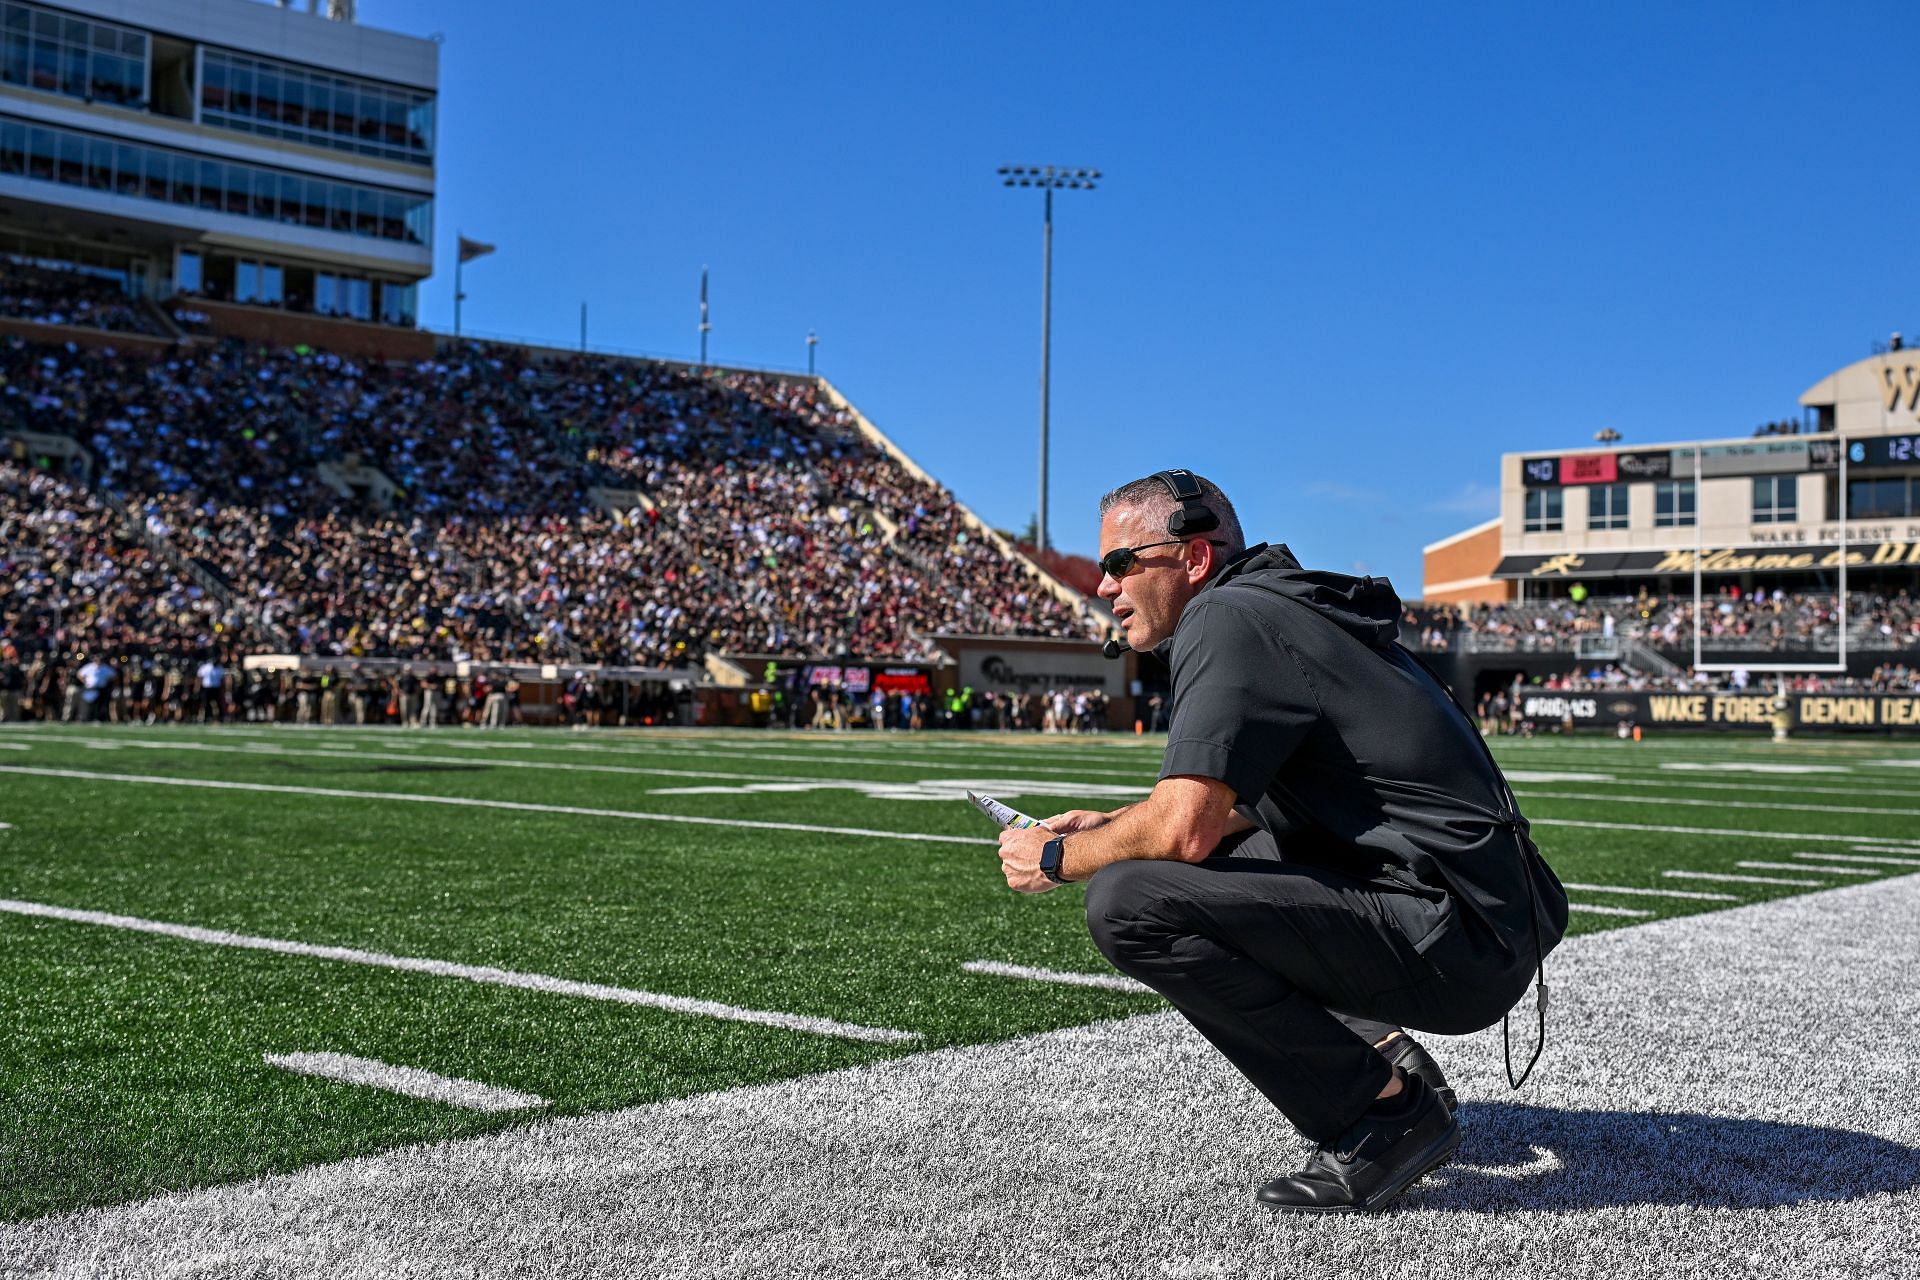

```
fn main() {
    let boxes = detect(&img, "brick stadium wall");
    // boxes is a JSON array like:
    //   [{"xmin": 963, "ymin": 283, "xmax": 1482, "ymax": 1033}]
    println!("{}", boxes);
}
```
[
  {"xmin": 1420, "ymin": 519, "xmax": 1512, "ymax": 604},
  {"xmin": 0, "ymin": 317, "xmax": 179, "ymax": 354},
  {"xmin": 193, "ymin": 301, "xmax": 435, "ymax": 361}
]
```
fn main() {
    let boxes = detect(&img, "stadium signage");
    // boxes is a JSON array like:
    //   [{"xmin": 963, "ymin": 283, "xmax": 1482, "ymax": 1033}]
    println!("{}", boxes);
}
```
[
  {"xmin": 965, "ymin": 651, "xmax": 1116, "ymax": 694},
  {"xmin": 1517, "ymin": 691, "xmax": 1920, "ymax": 732},
  {"xmin": 1494, "ymin": 539, "xmax": 1920, "ymax": 578},
  {"xmin": 1885, "ymin": 362, "xmax": 1920, "ymax": 415},
  {"xmin": 1615, "ymin": 451, "xmax": 1673, "ymax": 480},
  {"xmin": 1521, "ymin": 440, "xmax": 1839, "ymax": 487}
]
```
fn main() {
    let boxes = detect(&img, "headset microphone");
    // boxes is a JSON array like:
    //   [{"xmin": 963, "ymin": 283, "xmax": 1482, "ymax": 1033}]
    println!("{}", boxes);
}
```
[{"xmin": 1102, "ymin": 637, "xmax": 1124, "ymax": 659}]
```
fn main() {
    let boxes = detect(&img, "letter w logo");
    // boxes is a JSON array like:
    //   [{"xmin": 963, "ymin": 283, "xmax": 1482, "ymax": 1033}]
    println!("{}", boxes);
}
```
[{"xmin": 1884, "ymin": 363, "xmax": 1920, "ymax": 413}]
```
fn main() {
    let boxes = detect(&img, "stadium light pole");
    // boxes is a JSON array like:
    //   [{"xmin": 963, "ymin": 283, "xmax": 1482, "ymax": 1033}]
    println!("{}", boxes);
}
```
[
  {"xmin": 1000, "ymin": 165, "xmax": 1100, "ymax": 550},
  {"xmin": 807, "ymin": 330, "xmax": 818, "ymax": 377}
]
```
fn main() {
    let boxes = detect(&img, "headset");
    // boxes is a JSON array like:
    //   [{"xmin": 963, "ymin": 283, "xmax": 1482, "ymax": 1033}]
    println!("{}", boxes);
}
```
[{"xmin": 1152, "ymin": 468, "xmax": 1220, "ymax": 538}]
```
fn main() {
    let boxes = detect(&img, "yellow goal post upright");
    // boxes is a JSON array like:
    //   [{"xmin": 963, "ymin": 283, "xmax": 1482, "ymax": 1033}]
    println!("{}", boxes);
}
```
[{"xmin": 1688, "ymin": 439, "xmax": 1849, "ymax": 681}]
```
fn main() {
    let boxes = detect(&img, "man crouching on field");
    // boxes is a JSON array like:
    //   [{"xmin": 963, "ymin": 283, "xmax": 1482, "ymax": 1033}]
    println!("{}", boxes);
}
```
[{"xmin": 996, "ymin": 469, "xmax": 1567, "ymax": 1213}]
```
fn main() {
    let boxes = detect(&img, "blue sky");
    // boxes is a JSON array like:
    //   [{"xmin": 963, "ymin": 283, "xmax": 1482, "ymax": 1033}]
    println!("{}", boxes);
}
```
[{"xmin": 373, "ymin": 0, "xmax": 1916, "ymax": 592}]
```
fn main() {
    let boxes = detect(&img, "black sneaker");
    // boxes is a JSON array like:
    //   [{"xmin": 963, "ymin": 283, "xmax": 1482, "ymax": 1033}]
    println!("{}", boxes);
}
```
[
  {"xmin": 1255, "ymin": 1072, "xmax": 1460, "ymax": 1214},
  {"xmin": 1380, "ymin": 1033, "xmax": 1457, "ymax": 1113}
]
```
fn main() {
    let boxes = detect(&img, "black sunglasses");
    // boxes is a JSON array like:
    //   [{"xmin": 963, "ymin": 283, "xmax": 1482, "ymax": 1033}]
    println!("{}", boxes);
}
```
[{"xmin": 1099, "ymin": 537, "xmax": 1227, "ymax": 580}]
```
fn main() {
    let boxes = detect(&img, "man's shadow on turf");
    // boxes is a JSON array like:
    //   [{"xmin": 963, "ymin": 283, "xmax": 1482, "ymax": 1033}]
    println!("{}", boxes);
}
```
[{"xmin": 1403, "ymin": 1103, "xmax": 1920, "ymax": 1212}]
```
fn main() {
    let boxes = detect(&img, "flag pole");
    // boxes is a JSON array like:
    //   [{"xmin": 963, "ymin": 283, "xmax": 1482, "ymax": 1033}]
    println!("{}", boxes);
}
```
[{"xmin": 454, "ymin": 232, "xmax": 463, "ymax": 338}]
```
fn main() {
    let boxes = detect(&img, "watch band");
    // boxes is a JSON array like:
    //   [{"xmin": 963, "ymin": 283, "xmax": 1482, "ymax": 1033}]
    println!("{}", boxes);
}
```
[{"xmin": 1040, "ymin": 836, "xmax": 1070, "ymax": 885}]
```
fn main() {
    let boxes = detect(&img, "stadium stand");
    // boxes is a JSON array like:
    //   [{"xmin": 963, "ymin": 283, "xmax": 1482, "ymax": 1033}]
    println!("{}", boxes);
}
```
[
  {"xmin": 0, "ymin": 326, "xmax": 1098, "ymax": 720},
  {"xmin": 0, "ymin": 258, "xmax": 168, "ymax": 336},
  {"xmin": 1402, "ymin": 591, "xmax": 1919, "ymax": 655}
]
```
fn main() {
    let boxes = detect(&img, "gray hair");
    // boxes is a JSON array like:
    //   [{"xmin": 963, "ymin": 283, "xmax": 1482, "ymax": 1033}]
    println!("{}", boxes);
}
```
[{"xmin": 1099, "ymin": 472, "xmax": 1245, "ymax": 557}]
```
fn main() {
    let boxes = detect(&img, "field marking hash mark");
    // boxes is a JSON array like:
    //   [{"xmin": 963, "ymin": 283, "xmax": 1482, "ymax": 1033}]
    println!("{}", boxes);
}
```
[{"xmin": 265, "ymin": 1051, "xmax": 548, "ymax": 1112}]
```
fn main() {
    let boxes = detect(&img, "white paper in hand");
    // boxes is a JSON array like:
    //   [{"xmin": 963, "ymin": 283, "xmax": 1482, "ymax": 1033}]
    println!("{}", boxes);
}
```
[{"xmin": 967, "ymin": 791, "xmax": 1048, "ymax": 831}]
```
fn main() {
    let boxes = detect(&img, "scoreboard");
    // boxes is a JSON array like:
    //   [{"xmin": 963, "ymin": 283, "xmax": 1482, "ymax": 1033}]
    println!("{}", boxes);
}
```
[{"xmin": 1849, "ymin": 434, "xmax": 1920, "ymax": 467}]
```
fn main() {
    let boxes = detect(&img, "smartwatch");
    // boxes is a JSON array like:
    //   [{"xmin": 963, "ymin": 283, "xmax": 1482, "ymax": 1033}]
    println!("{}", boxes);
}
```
[{"xmin": 1040, "ymin": 836, "xmax": 1070, "ymax": 885}]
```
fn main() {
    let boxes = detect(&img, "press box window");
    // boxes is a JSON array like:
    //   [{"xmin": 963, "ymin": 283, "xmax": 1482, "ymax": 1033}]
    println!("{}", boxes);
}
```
[
  {"xmin": 1752, "ymin": 475, "xmax": 1797, "ymax": 524},
  {"xmin": 1587, "ymin": 483, "xmax": 1628, "ymax": 530},
  {"xmin": 1654, "ymin": 480, "xmax": 1696, "ymax": 528},
  {"xmin": 1524, "ymin": 488, "xmax": 1562, "ymax": 533}
]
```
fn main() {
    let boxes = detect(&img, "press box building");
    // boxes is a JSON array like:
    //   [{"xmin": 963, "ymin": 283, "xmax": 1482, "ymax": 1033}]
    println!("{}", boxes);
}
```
[
  {"xmin": 0, "ymin": 0, "xmax": 434, "ymax": 328},
  {"xmin": 1422, "ymin": 347, "xmax": 1920, "ymax": 604}
]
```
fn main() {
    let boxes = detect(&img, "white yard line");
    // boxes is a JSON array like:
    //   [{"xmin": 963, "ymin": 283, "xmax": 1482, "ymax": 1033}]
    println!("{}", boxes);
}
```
[
  {"xmin": 1558, "ymin": 882, "xmax": 1739, "ymax": 901},
  {"xmin": 961, "ymin": 960, "xmax": 1152, "ymax": 995},
  {"xmin": 1736, "ymin": 860, "xmax": 1878, "ymax": 877},
  {"xmin": 1850, "ymin": 846, "xmax": 1920, "ymax": 857},
  {"xmin": 264, "ymin": 1052, "xmax": 548, "ymax": 1112},
  {"xmin": 0, "ymin": 898, "xmax": 918, "ymax": 1044},
  {"xmin": 1507, "ymin": 773, "xmax": 1906, "ymax": 799},
  {"xmin": 1531, "ymin": 816, "xmax": 1920, "ymax": 847},
  {"xmin": 0, "ymin": 766, "xmax": 993, "ymax": 847},
  {"xmin": 1514, "ymin": 789, "xmax": 1920, "ymax": 819},
  {"xmin": 1565, "ymin": 902, "xmax": 1652, "ymax": 917},
  {"xmin": 1663, "ymin": 870, "xmax": 1826, "ymax": 887},
  {"xmin": 13, "ymin": 726, "xmax": 1154, "ymax": 783},
  {"xmin": 23, "ymin": 735, "xmax": 852, "ymax": 787},
  {"xmin": 1800, "ymin": 851, "xmax": 1920, "ymax": 866}
]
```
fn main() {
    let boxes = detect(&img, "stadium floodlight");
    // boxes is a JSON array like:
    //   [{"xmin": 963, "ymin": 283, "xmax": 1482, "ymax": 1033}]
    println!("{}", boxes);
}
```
[{"xmin": 999, "ymin": 164, "xmax": 1103, "ymax": 550}]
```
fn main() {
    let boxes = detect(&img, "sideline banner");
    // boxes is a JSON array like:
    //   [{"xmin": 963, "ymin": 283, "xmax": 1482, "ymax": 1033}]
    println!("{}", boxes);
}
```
[{"xmin": 1513, "ymin": 690, "xmax": 1920, "ymax": 733}]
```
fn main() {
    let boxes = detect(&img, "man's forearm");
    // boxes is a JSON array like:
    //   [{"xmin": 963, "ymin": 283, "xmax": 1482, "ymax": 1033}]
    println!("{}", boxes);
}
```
[{"xmin": 1059, "ymin": 798, "xmax": 1251, "ymax": 882}]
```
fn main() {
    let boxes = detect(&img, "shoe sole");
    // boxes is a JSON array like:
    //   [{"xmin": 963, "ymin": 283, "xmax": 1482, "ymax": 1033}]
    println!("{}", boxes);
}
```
[{"xmin": 1257, "ymin": 1121, "xmax": 1462, "ymax": 1216}]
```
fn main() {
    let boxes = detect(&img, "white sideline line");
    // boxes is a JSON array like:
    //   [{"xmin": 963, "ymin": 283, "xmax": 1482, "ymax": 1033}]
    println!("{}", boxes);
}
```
[
  {"xmin": 0, "ymin": 766, "xmax": 993, "ymax": 847},
  {"xmin": 961, "ymin": 960, "xmax": 1152, "ymax": 995},
  {"xmin": 1802, "ymin": 851, "xmax": 1920, "ymax": 866},
  {"xmin": 1663, "ymin": 870, "xmax": 1825, "ymax": 887},
  {"xmin": 1565, "ymin": 902, "xmax": 1652, "ymax": 917},
  {"xmin": 0, "ymin": 898, "xmax": 919, "ymax": 1045},
  {"xmin": 1531, "ymin": 816, "xmax": 1920, "ymax": 847},
  {"xmin": 1737, "ymin": 860, "xmax": 1878, "ymax": 877},
  {"xmin": 264, "ymin": 1052, "xmax": 547, "ymax": 1112},
  {"xmin": 1559, "ymin": 882, "xmax": 1739, "ymax": 901}
]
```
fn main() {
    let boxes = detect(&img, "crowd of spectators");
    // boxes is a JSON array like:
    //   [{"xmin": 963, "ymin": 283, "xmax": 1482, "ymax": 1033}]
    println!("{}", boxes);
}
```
[
  {"xmin": 0, "ymin": 458, "xmax": 249, "ymax": 668},
  {"xmin": 0, "ymin": 649, "xmax": 688, "ymax": 729},
  {"xmin": 768, "ymin": 682, "xmax": 1112, "ymax": 733},
  {"xmin": 0, "ymin": 258, "xmax": 165, "ymax": 336},
  {"xmin": 0, "ymin": 329, "xmax": 1099, "ymax": 711},
  {"xmin": 1403, "ymin": 588, "xmax": 1920, "ymax": 654}
]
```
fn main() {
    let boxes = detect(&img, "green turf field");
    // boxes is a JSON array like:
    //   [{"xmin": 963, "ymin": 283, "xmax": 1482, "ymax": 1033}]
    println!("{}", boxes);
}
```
[{"xmin": 2, "ymin": 721, "xmax": 1918, "ymax": 1222}]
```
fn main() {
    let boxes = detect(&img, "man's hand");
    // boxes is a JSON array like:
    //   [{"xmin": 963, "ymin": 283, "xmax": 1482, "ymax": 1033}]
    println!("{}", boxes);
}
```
[
  {"xmin": 997, "ymin": 823, "xmax": 1057, "ymax": 894},
  {"xmin": 1040, "ymin": 808, "xmax": 1112, "ymax": 834}
]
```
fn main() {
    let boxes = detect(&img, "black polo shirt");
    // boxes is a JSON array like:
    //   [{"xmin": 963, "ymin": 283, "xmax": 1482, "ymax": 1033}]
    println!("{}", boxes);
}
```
[{"xmin": 1159, "ymin": 544, "xmax": 1567, "ymax": 970}]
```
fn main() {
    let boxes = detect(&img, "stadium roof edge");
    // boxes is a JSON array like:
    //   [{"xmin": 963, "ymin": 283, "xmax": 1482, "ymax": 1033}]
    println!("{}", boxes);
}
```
[{"xmin": 1422, "ymin": 516, "xmax": 1500, "ymax": 554}]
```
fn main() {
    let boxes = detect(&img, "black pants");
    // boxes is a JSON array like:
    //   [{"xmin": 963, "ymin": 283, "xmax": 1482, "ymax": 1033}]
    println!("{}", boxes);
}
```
[{"xmin": 1084, "ymin": 839, "xmax": 1531, "ymax": 1145}]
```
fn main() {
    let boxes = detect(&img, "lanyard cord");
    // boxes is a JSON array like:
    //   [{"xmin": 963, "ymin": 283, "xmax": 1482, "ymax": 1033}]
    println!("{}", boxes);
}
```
[{"xmin": 1395, "ymin": 644, "xmax": 1551, "ymax": 1090}]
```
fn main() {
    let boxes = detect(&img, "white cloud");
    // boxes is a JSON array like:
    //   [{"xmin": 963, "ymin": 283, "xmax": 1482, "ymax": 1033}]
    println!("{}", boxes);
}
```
[{"xmin": 1424, "ymin": 480, "xmax": 1500, "ymax": 515}]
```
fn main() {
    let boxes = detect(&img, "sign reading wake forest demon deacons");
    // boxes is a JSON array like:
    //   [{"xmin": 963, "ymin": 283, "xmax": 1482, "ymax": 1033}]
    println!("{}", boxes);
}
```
[
  {"xmin": 1517, "ymin": 690, "xmax": 1920, "ymax": 732},
  {"xmin": 1494, "ymin": 539, "xmax": 1920, "ymax": 578}
]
